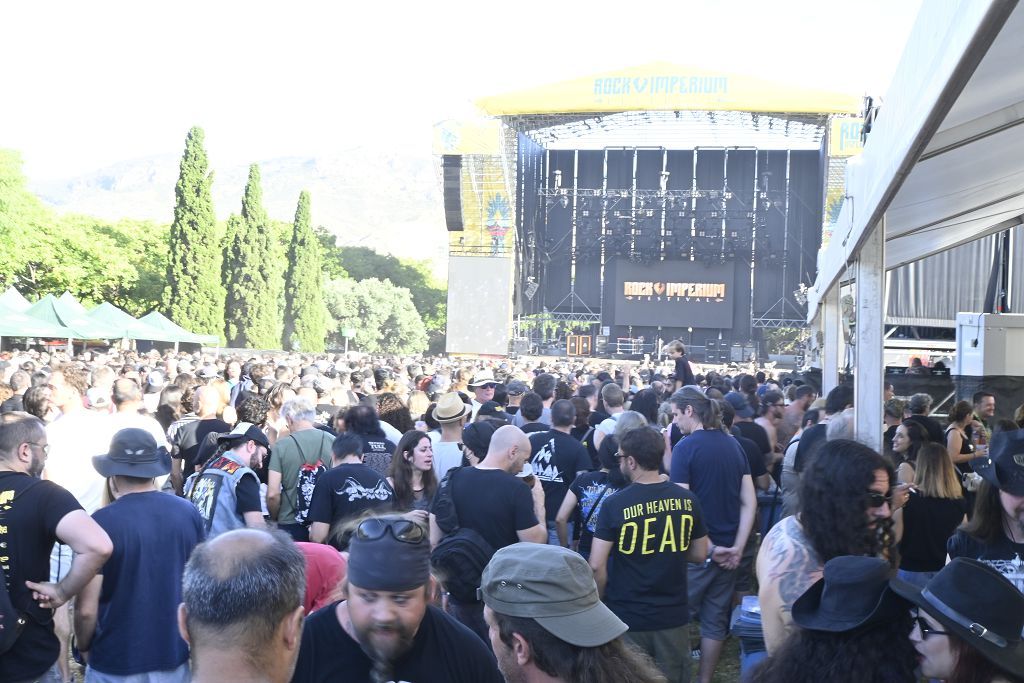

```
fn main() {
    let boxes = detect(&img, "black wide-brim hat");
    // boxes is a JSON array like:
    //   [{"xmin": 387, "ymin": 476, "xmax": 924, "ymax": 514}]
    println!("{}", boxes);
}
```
[
  {"xmin": 92, "ymin": 427, "xmax": 171, "ymax": 479},
  {"xmin": 891, "ymin": 557, "xmax": 1024, "ymax": 674},
  {"xmin": 792, "ymin": 555, "xmax": 910, "ymax": 632},
  {"xmin": 971, "ymin": 427, "xmax": 1024, "ymax": 496}
]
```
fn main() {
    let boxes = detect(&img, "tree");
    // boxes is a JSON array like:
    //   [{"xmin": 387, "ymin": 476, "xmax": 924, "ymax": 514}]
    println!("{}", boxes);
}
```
[
  {"xmin": 323, "ymin": 277, "xmax": 428, "ymax": 354},
  {"xmin": 282, "ymin": 191, "xmax": 326, "ymax": 351},
  {"xmin": 223, "ymin": 164, "xmax": 281, "ymax": 348},
  {"xmin": 314, "ymin": 232, "xmax": 446, "ymax": 338},
  {"xmin": 162, "ymin": 127, "xmax": 224, "ymax": 340},
  {"xmin": 0, "ymin": 151, "xmax": 141, "ymax": 307}
]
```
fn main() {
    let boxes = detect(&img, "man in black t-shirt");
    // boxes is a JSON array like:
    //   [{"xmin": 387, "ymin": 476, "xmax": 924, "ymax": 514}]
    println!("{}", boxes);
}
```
[
  {"xmin": 0, "ymin": 412, "xmax": 113, "ymax": 683},
  {"xmin": 308, "ymin": 433, "xmax": 394, "ymax": 550},
  {"xmin": 429, "ymin": 425, "xmax": 547, "ymax": 641},
  {"xmin": 528, "ymin": 399, "xmax": 593, "ymax": 544},
  {"xmin": 590, "ymin": 426, "xmax": 708, "ymax": 683},
  {"xmin": 948, "ymin": 431, "xmax": 1024, "ymax": 593},
  {"xmin": 292, "ymin": 515, "xmax": 503, "ymax": 683}
]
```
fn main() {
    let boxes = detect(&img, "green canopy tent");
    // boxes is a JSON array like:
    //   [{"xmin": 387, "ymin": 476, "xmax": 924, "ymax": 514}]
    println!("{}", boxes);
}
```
[
  {"xmin": 0, "ymin": 287, "xmax": 31, "ymax": 312},
  {"xmin": 24, "ymin": 294, "xmax": 124, "ymax": 341},
  {"xmin": 58, "ymin": 291, "xmax": 89, "ymax": 318},
  {"xmin": 139, "ymin": 311, "xmax": 220, "ymax": 347},
  {"xmin": 87, "ymin": 302, "xmax": 183, "ymax": 343},
  {"xmin": 0, "ymin": 302, "xmax": 77, "ymax": 339}
]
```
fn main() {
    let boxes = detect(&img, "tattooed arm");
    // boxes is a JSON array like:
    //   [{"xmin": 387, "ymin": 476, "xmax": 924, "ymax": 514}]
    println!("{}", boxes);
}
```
[{"xmin": 756, "ymin": 516, "xmax": 823, "ymax": 653}]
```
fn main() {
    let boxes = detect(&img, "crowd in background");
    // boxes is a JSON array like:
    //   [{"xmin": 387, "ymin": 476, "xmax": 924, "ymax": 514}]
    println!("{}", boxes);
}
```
[{"xmin": 0, "ymin": 343, "xmax": 1021, "ymax": 683}]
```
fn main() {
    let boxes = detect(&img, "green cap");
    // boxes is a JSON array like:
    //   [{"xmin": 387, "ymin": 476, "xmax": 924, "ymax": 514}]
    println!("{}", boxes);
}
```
[{"xmin": 479, "ymin": 543, "xmax": 627, "ymax": 647}]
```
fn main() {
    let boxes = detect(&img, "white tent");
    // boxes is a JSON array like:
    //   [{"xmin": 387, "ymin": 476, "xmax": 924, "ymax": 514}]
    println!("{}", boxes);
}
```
[{"xmin": 807, "ymin": 1, "xmax": 1024, "ymax": 448}]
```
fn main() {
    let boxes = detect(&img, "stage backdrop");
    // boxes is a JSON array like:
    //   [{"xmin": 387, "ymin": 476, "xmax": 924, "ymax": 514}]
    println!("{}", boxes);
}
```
[{"xmin": 611, "ymin": 260, "xmax": 735, "ymax": 328}]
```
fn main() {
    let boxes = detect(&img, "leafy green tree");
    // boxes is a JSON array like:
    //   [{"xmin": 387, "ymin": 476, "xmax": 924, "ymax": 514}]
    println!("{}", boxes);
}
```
[
  {"xmin": 162, "ymin": 127, "xmax": 224, "ymax": 340},
  {"xmin": 314, "ymin": 232, "xmax": 446, "ymax": 339},
  {"xmin": 323, "ymin": 277, "xmax": 428, "ymax": 354},
  {"xmin": 0, "ymin": 151, "xmax": 142, "ymax": 308},
  {"xmin": 282, "ymin": 191, "xmax": 326, "ymax": 351},
  {"xmin": 223, "ymin": 164, "xmax": 282, "ymax": 348}
]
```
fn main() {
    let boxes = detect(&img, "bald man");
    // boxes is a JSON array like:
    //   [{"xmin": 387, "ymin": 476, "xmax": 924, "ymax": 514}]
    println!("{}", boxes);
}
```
[
  {"xmin": 179, "ymin": 528, "xmax": 306, "ymax": 683},
  {"xmin": 429, "ymin": 424, "xmax": 546, "ymax": 642}
]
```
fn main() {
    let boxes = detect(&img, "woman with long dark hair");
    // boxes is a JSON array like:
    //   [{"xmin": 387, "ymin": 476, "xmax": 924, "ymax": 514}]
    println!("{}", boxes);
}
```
[
  {"xmin": 896, "ymin": 443, "xmax": 968, "ymax": 588},
  {"xmin": 628, "ymin": 388, "xmax": 660, "ymax": 425},
  {"xmin": 155, "ymin": 385, "xmax": 184, "ymax": 433},
  {"xmin": 569, "ymin": 396, "xmax": 591, "ymax": 441},
  {"xmin": 387, "ymin": 430, "xmax": 438, "ymax": 515},
  {"xmin": 891, "ymin": 419, "xmax": 929, "ymax": 484},
  {"xmin": 892, "ymin": 557, "xmax": 1024, "ymax": 683}
]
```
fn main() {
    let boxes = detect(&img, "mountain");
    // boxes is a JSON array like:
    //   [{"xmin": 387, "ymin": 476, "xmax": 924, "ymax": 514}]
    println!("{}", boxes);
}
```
[{"xmin": 31, "ymin": 146, "xmax": 449, "ymax": 274}]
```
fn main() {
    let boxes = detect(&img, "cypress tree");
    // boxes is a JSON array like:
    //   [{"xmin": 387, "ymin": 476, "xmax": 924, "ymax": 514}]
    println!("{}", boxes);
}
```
[
  {"xmin": 163, "ymin": 127, "xmax": 224, "ymax": 339},
  {"xmin": 282, "ymin": 191, "xmax": 326, "ymax": 351},
  {"xmin": 223, "ymin": 164, "xmax": 280, "ymax": 348}
]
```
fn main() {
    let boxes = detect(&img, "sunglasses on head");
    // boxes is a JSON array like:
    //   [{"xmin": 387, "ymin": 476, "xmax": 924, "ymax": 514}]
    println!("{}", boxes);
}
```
[
  {"xmin": 355, "ymin": 518, "xmax": 426, "ymax": 545},
  {"xmin": 865, "ymin": 491, "xmax": 893, "ymax": 508}
]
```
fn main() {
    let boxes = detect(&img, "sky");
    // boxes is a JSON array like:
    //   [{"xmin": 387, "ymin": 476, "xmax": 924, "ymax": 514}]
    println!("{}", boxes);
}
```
[{"xmin": 1, "ymin": 0, "xmax": 922, "ymax": 183}]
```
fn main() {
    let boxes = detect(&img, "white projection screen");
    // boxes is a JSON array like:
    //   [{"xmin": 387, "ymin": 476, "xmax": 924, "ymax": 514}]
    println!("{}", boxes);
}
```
[{"xmin": 445, "ymin": 256, "xmax": 513, "ymax": 356}]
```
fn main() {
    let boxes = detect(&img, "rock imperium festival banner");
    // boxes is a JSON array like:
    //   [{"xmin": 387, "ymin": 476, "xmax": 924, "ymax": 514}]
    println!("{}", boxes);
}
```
[{"xmin": 613, "ymin": 260, "xmax": 735, "ymax": 329}]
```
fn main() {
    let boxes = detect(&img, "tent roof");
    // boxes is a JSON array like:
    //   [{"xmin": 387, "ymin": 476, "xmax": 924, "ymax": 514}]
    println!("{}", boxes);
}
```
[
  {"xmin": 0, "ymin": 287, "xmax": 31, "ymax": 312},
  {"xmin": 24, "ymin": 294, "xmax": 123, "ymax": 340},
  {"xmin": 139, "ymin": 311, "xmax": 220, "ymax": 346},
  {"xmin": 58, "ymin": 291, "xmax": 88, "ymax": 317},
  {"xmin": 87, "ymin": 302, "xmax": 183, "ymax": 342},
  {"xmin": 477, "ymin": 61, "xmax": 862, "ymax": 117},
  {"xmin": 809, "ymin": 1, "xmax": 1024, "ymax": 316},
  {"xmin": 0, "ymin": 302, "xmax": 76, "ymax": 339}
]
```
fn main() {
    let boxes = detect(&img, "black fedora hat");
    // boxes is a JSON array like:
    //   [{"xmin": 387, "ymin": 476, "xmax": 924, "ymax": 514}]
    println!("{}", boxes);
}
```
[
  {"xmin": 891, "ymin": 557, "xmax": 1024, "ymax": 674},
  {"xmin": 92, "ymin": 428, "xmax": 171, "ymax": 479},
  {"xmin": 971, "ymin": 428, "xmax": 1024, "ymax": 496},
  {"xmin": 792, "ymin": 555, "xmax": 909, "ymax": 632}
]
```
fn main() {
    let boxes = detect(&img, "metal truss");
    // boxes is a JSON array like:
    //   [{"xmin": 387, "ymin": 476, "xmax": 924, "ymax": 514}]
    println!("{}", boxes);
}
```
[{"xmin": 751, "ymin": 317, "xmax": 808, "ymax": 329}]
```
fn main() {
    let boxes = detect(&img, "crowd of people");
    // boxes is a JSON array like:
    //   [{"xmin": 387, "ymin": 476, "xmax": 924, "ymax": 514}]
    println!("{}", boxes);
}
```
[{"xmin": 0, "ymin": 342, "xmax": 1022, "ymax": 683}]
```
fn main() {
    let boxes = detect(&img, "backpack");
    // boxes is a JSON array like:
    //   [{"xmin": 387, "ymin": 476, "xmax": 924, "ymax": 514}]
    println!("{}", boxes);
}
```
[
  {"xmin": 1, "ymin": 477, "xmax": 42, "ymax": 655},
  {"xmin": 429, "ymin": 469, "xmax": 495, "ymax": 603},
  {"xmin": 288, "ymin": 433, "xmax": 328, "ymax": 526}
]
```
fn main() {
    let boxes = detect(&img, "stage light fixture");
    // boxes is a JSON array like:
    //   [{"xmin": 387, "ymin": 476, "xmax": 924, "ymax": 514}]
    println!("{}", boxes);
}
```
[{"xmin": 554, "ymin": 170, "xmax": 562, "ymax": 189}]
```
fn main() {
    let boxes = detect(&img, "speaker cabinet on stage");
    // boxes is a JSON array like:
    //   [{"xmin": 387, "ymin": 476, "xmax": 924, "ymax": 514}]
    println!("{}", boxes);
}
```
[
  {"xmin": 442, "ymin": 155, "xmax": 463, "ymax": 232},
  {"xmin": 566, "ymin": 335, "xmax": 592, "ymax": 357},
  {"xmin": 595, "ymin": 335, "xmax": 609, "ymax": 354},
  {"xmin": 509, "ymin": 338, "xmax": 531, "ymax": 355}
]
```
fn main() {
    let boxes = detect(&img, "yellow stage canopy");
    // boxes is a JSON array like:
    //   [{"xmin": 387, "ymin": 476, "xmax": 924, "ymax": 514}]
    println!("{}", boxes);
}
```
[{"xmin": 477, "ymin": 61, "xmax": 861, "ymax": 116}]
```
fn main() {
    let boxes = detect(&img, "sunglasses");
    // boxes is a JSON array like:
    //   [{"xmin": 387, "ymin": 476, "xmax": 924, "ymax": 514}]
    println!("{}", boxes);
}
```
[
  {"xmin": 354, "ymin": 518, "xmax": 426, "ymax": 545},
  {"xmin": 477, "ymin": 383, "xmax": 497, "ymax": 390},
  {"xmin": 914, "ymin": 615, "xmax": 951, "ymax": 640},
  {"xmin": 865, "ymin": 491, "xmax": 893, "ymax": 508},
  {"xmin": 614, "ymin": 451, "xmax": 629, "ymax": 460}
]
